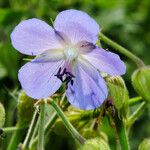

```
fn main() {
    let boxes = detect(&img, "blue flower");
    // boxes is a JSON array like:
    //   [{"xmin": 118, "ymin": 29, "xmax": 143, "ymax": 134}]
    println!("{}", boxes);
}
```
[{"xmin": 11, "ymin": 9, "xmax": 126, "ymax": 110}]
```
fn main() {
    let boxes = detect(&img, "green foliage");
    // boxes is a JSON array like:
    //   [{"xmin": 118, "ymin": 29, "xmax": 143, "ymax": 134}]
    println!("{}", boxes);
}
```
[{"xmin": 0, "ymin": 102, "xmax": 5, "ymax": 127}]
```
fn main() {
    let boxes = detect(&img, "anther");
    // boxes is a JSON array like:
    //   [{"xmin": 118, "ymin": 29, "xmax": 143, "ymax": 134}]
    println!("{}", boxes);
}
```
[
  {"xmin": 57, "ymin": 67, "xmax": 62, "ymax": 74},
  {"xmin": 71, "ymin": 80, "xmax": 74, "ymax": 86},
  {"xmin": 54, "ymin": 67, "xmax": 75, "ymax": 88},
  {"xmin": 54, "ymin": 67, "xmax": 63, "ymax": 82},
  {"xmin": 62, "ymin": 68, "xmax": 67, "ymax": 75}
]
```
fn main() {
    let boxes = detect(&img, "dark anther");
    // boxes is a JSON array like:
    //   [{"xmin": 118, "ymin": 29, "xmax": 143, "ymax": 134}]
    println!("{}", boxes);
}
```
[
  {"xmin": 54, "ymin": 67, "xmax": 63, "ymax": 82},
  {"xmin": 71, "ymin": 80, "xmax": 74, "ymax": 86},
  {"xmin": 62, "ymin": 68, "xmax": 67, "ymax": 75},
  {"xmin": 57, "ymin": 67, "xmax": 62, "ymax": 74},
  {"xmin": 54, "ymin": 67, "xmax": 75, "ymax": 89},
  {"xmin": 64, "ymin": 76, "xmax": 73, "ymax": 89}
]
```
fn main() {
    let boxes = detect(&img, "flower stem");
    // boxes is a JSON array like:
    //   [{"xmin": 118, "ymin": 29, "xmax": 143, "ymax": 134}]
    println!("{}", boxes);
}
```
[
  {"xmin": 126, "ymin": 101, "xmax": 146, "ymax": 128},
  {"xmin": 38, "ymin": 102, "xmax": 45, "ymax": 150},
  {"xmin": 30, "ymin": 94, "xmax": 68, "ymax": 149},
  {"xmin": 98, "ymin": 32, "xmax": 145, "ymax": 68},
  {"xmin": 2, "ymin": 126, "xmax": 27, "ymax": 133},
  {"xmin": 114, "ymin": 115, "xmax": 130, "ymax": 150},
  {"xmin": 45, "ymin": 111, "xmax": 57, "ymax": 133},
  {"xmin": 22, "ymin": 110, "xmax": 39, "ymax": 149},
  {"xmin": 48, "ymin": 99, "xmax": 86, "ymax": 145},
  {"xmin": 7, "ymin": 124, "xmax": 25, "ymax": 150},
  {"xmin": 128, "ymin": 97, "xmax": 143, "ymax": 106}
]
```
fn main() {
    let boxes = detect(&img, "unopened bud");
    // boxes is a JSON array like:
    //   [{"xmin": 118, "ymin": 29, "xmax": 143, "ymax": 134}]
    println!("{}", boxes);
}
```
[
  {"xmin": 80, "ymin": 137, "xmax": 110, "ymax": 150},
  {"xmin": 106, "ymin": 76, "xmax": 129, "ymax": 116},
  {"xmin": 0, "ymin": 103, "xmax": 5, "ymax": 127},
  {"xmin": 132, "ymin": 66, "xmax": 150, "ymax": 102},
  {"xmin": 81, "ymin": 128, "xmax": 99, "ymax": 139},
  {"xmin": 17, "ymin": 91, "xmax": 34, "ymax": 127},
  {"xmin": 138, "ymin": 138, "xmax": 150, "ymax": 150}
]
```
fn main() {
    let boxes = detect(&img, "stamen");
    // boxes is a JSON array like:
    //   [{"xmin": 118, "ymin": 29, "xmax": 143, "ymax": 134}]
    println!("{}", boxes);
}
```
[
  {"xmin": 62, "ymin": 68, "xmax": 67, "ymax": 75},
  {"xmin": 54, "ymin": 67, "xmax": 75, "ymax": 89},
  {"xmin": 57, "ymin": 67, "xmax": 62, "ymax": 74},
  {"xmin": 71, "ymin": 80, "xmax": 74, "ymax": 86},
  {"xmin": 54, "ymin": 67, "xmax": 63, "ymax": 82}
]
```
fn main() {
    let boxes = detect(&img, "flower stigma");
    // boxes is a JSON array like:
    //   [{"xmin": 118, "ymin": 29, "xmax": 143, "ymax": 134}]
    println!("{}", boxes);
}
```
[{"xmin": 64, "ymin": 47, "xmax": 78, "ymax": 62}]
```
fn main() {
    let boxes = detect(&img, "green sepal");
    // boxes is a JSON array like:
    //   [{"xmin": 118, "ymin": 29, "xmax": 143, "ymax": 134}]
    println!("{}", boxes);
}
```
[
  {"xmin": 106, "ymin": 76, "xmax": 129, "ymax": 118},
  {"xmin": 138, "ymin": 138, "xmax": 150, "ymax": 150},
  {"xmin": 17, "ymin": 91, "xmax": 34, "ymax": 127},
  {"xmin": 80, "ymin": 137, "xmax": 110, "ymax": 150},
  {"xmin": 132, "ymin": 66, "xmax": 150, "ymax": 102}
]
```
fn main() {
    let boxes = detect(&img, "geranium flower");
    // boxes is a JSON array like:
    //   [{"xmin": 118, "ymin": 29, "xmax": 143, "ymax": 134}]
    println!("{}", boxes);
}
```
[{"xmin": 11, "ymin": 9, "xmax": 126, "ymax": 110}]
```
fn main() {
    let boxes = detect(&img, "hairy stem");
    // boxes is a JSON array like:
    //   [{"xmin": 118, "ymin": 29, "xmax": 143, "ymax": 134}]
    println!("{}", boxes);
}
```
[
  {"xmin": 114, "ymin": 115, "xmax": 130, "ymax": 150},
  {"xmin": 99, "ymin": 32, "xmax": 145, "ymax": 68},
  {"xmin": 22, "ymin": 110, "xmax": 39, "ymax": 149},
  {"xmin": 7, "ymin": 124, "xmax": 25, "ymax": 150},
  {"xmin": 126, "ymin": 102, "xmax": 146, "ymax": 128},
  {"xmin": 2, "ymin": 126, "xmax": 27, "ymax": 133},
  {"xmin": 128, "ymin": 97, "xmax": 143, "ymax": 106},
  {"xmin": 38, "ymin": 102, "xmax": 45, "ymax": 150},
  {"xmin": 48, "ymin": 99, "xmax": 86, "ymax": 145}
]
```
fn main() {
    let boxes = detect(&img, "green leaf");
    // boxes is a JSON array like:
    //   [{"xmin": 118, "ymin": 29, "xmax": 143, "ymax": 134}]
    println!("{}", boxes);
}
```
[{"xmin": 0, "ymin": 63, "xmax": 7, "ymax": 79}]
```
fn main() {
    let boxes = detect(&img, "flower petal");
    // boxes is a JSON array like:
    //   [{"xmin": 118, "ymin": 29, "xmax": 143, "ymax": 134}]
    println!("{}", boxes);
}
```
[
  {"xmin": 18, "ymin": 60, "xmax": 64, "ymax": 99},
  {"xmin": 75, "ymin": 41, "xmax": 96, "ymax": 53},
  {"xmin": 66, "ymin": 60, "xmax": 107, "ymax": 110},
  {"xmin": 54, "ymin": 9, "xmax": 100, "ymax": 44},
  {"xmin": 32, "ymin": 49, "xmax": 64, "ymax": 63},
  {"xmin": 11, "ymin": 18, "xmax": 62, "ymax": 55},
  {"xmin": 82, "ymin": 47, "xmax": 126, "ymax": 76}
]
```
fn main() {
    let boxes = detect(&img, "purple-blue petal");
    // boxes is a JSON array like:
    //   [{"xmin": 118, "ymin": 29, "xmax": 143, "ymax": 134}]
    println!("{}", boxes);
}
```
[
  {"xmin": 66, "ymin": 62, "xmax": 108, "ymax": 110},
  {"xmin": 54, "ymin": 9, "xmax": 100, "ymax": 44},
  {"xmin": 82, "ymin": 47, "xmax": 126, "ymax": 76},
  {"xmin": 18, "ymin": 60, "xmax": 64, "ymax": 99},
  {"xmin": 11, "ymin": 18, "xmax": 62, "ymax": 56},
  {"xmin": 32, "ymin": 49, "xmax": 64, "ymax": 63}
]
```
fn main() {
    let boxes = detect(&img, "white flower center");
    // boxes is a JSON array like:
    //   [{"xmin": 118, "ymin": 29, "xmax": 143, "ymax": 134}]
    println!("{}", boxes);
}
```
[{"xmin": 64, "ymin": 47, "xmax": 78, "ymax": 61}]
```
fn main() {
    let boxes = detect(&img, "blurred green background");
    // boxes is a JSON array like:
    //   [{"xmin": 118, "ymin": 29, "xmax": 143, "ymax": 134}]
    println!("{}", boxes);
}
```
[{"xmin": 0, "ymin": 0, "xmax": 150, "ymax": 150}]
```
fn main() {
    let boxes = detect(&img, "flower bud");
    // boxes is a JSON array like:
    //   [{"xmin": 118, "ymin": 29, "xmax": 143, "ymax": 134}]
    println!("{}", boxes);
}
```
[
  {"xmin": 132, "ymin": 66, "xmax": 150, "ymax": 102},
  {"xmin": 0, "ymin": 102, "xmax": 5, "ymax": 127},
  {"xmin": 81, "ymin": 128, "xmax": 99, "ymax": 139},
  {"xmin": 138, "ymin": 138, "xmax": 150, "ymax": 150},
  {"xmin": 80, "ymin": 137, "xmax": 110, "ymax": 150},
  {"xmin": 106, "ymin": 76, "xmax": 129, "ymax": 117},
  {"xmin": 17, "ymin": 91, "xmax": 34, "ymax": 127},
  {"xmin": 53, "ymin": 115, "xmax": 86, "ymax": 137}
]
